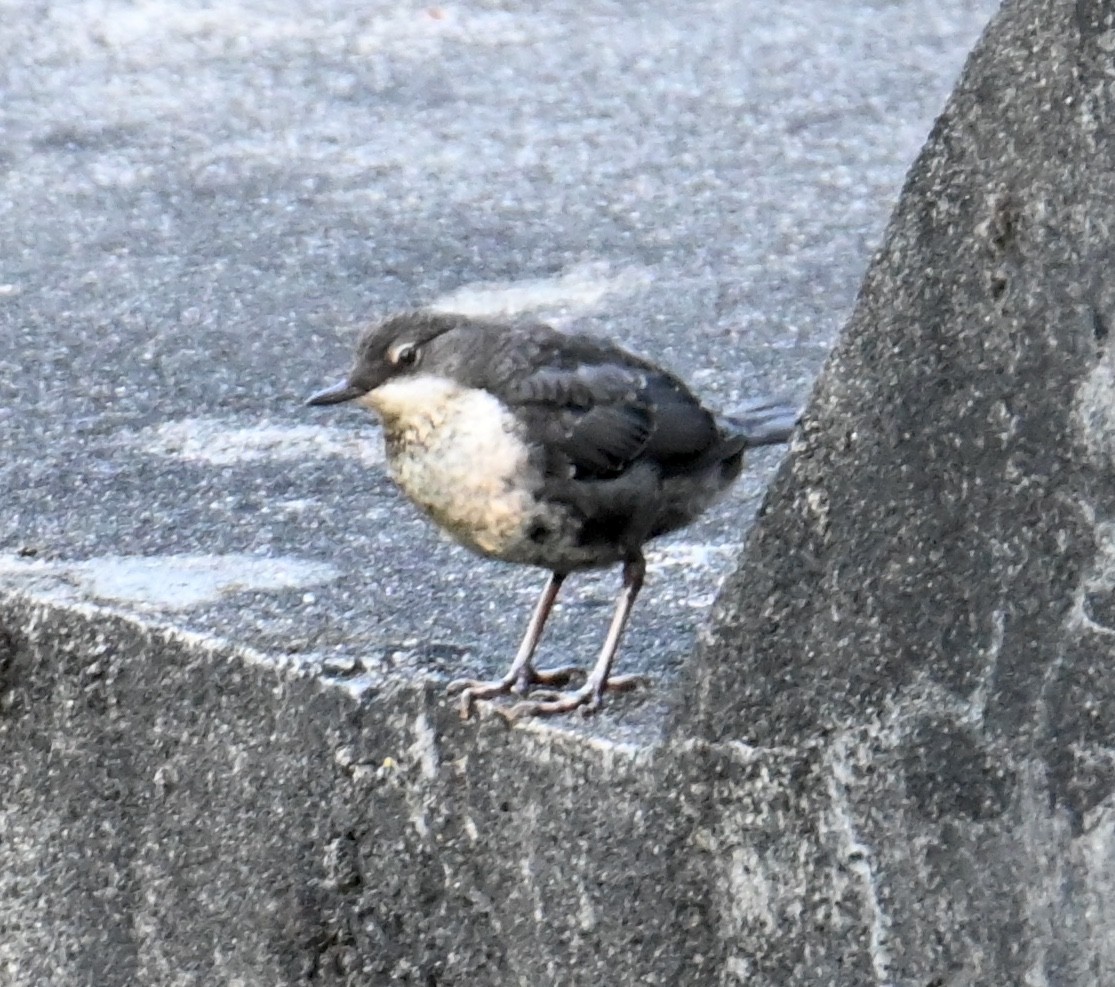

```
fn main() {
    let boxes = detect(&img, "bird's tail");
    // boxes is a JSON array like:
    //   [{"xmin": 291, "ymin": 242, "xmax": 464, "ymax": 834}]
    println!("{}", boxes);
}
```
[{"xmin": 722, "ymin": 398, "xmax": 799, "ymax": 448}]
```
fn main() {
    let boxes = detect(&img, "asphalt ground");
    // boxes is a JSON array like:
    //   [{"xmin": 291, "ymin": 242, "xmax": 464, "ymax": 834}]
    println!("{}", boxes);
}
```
[{"xmin": 0, "ymin": 0, "xmax": 997, "ymax": 731}]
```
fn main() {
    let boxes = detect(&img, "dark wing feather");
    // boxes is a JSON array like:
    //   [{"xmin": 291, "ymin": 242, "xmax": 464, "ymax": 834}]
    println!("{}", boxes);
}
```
[
  {"xmin": 498, "ymin": 330, "xmax": 720, "ymax": 479},
  {"xmin": 636, "ymin": 373, "xmax": 720, "ymax": 462},
  {"xmin": 505, "ymin": 362, "xmax": 651, "ymax": 477}
]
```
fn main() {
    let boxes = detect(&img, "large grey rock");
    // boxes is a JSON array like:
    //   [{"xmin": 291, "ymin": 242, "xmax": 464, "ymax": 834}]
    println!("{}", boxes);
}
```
[{"xmin": 676, "ymin": 0, "xmax": 1115, "ymax": 982}]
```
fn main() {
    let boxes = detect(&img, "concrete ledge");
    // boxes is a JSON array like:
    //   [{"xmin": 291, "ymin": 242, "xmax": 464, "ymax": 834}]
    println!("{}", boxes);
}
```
[
  {"xmin": 1, "ymin": 590, "xmax": 837, "ymax": 985},
  {"xmin": 7, "ymin": 586, "xmax": 1109, "ymax": 985}
]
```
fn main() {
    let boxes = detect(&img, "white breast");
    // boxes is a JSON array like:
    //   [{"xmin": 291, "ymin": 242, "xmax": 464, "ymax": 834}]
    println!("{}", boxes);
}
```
[{"xmin": 360, "ymin": 374, "xmax": 540, "ymax": 558}]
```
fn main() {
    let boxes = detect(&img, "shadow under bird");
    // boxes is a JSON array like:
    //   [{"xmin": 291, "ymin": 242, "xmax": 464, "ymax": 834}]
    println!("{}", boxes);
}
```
[{"xmin": 307, "ymin": 312, "xmax": 797, "ymax": 719}]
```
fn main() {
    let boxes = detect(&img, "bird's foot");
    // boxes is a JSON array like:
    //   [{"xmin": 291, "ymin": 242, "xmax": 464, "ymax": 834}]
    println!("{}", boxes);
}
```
[
  {"xmin": 447, "ymin": 664, "xmax": 585, "ymax": 719},
  {"xmin": 500, "ymin": 673, "xmax": 645, "ymax": 721}
]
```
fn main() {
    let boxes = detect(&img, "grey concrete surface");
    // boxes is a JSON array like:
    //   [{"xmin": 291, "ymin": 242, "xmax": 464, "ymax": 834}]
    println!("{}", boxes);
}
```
[
  {"xmin": 2, "ymin": 592, "xmax": 838, "ymax": 986},
  {"xmin": 0, "ymin": 0, "xmax": 1027, "ymax": 984},
  {"xmin": 677, "ymin": 0, "xmax": 1115, "ymax": 982}
]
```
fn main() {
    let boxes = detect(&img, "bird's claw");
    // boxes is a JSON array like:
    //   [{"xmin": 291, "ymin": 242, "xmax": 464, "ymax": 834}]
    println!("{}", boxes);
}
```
[
  {"xmin": 597, "ymin": 673, "xmax": 645, "ymax": 694},
  {"xmin": 502, "ymin": 686, "xmax": 602, "ymax": 720},
  {"xmin": 517, "ymin": 664, "xmax": 584, "ymax": 690},
  {"xmin": 447, "ymin": 665, "xmax": 588, "ymax": 720},
  {"xmin": 499, "ymin": 673, "xmax": 647, "ymax": 721}
]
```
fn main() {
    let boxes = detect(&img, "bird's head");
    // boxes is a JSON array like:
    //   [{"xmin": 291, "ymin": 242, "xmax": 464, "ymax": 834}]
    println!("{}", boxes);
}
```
[{"xmin": 305, "ymin": 311, "xmax": 469, "ymax": 413}]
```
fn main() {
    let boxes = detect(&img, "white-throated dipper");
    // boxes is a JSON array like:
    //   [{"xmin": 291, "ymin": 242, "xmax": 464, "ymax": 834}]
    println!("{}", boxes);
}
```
[{"xmin": 307, "ymin": 311, "xmax": 796, "ymax": 719}]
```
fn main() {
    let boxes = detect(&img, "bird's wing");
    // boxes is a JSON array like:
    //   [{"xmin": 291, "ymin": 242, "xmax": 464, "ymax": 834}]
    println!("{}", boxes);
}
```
[{"xmin": 500, "ymin": 337, "xmax": 720, "ymax": 479}]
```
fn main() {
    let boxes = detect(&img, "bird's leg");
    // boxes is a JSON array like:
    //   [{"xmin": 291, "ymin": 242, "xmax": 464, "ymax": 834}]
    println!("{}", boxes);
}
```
[
  {"xmin": 504, "ymin": 555, "xmax": 647, "ymax": 719},
  {"xmin": 447, "ymin": 573, "xmax": 584, "ymax": 718}
]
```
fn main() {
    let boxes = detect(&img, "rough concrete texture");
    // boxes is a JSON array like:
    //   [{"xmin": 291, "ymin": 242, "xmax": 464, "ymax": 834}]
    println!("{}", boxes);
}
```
[
  {"xmin": 677, "ymin": 0, "xmax": 1115, "ymax": 983},
  {"xmin": 0, "ymin": 588, "xmax": 900, "ymax": 986},
  {"xmin": 0, "ymin": 0, "xmax": 1061, "ymax": 984}
]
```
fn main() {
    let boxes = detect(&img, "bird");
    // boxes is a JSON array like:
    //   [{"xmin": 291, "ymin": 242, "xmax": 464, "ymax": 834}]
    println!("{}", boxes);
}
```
[{"xmin": 306, "ymin": 311, "xmax": 797, "ymax": 719}]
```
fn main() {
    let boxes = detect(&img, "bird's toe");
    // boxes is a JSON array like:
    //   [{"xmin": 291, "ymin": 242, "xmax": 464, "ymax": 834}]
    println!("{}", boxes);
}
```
[
  {"xmin": 600, "ymin": 673, "xmax": 645, "ymax": 694},
  {"xmin": 520, "ymin": 664, "xmax": 585, "ymax": 690}
]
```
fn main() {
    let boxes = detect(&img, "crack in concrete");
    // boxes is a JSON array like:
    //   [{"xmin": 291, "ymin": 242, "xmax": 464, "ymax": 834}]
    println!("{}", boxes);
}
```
[{"xmin": 827, "ymin": 733, "xmax": 893, "ymax": 987}]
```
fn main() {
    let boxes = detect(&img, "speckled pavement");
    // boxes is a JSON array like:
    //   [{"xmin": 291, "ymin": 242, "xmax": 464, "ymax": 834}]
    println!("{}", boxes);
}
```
[{"xmin": 0, "ymin": 1, "xmax": 995, "ymax": 742}]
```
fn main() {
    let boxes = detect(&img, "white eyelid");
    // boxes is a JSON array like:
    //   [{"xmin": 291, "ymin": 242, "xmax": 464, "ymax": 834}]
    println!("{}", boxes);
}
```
[{"xmin": 388, "ymin": 341, "xmax": 418, "ymax": 365}]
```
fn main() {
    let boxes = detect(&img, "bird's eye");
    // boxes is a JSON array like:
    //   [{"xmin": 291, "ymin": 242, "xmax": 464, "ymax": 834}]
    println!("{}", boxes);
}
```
[{"xmin": 388, "ymin": 342, "xmax": 420, "ymax": 367}]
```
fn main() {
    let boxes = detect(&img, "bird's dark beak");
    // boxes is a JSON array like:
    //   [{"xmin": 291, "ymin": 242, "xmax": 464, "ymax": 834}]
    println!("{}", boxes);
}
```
[{"xmin": 305, "ymin": 379, "xmax": 369, "ymax": 407}]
